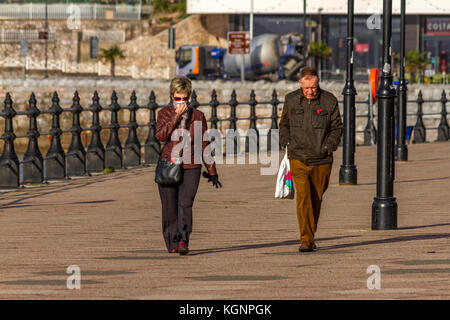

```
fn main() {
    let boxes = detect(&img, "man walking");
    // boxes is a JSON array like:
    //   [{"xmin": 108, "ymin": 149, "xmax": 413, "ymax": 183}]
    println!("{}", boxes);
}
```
[{"xmin": 279, "ymin": 67, "xmax": 343, "ymax": 252}]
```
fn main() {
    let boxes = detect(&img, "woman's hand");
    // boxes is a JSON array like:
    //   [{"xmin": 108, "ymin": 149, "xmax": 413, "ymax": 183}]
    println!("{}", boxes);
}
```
[
  {"xmin": 202, "ymin": 171, "xmax": 222, "ymax": 188},
  {"xmin": 174, "ymin": 102, "xmax": 188, "ymax": 115}
]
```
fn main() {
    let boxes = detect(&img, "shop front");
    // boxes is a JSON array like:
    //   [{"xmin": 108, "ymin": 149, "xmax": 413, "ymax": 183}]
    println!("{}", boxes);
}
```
[{"xmin": 424, "ymin": 17, "xmax": 450, "ymax": 76}]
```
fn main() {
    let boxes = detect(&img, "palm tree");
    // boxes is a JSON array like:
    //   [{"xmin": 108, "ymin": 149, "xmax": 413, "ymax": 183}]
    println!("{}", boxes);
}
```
[
  {"xmin": 100, "ymin": 45, "xmax": 125, "ymax": 77},
  {"xmin": 308, "ymin": 42, "xmax": 332, "ymax": 77},
  {"xmin": 405, "ymin": 50, "xmax": 428, "ymax": 84}
]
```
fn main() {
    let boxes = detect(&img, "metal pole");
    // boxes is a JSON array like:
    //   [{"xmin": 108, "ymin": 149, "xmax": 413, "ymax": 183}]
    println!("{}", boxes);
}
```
[
  {"xmin": 303, "ymin": 0, "xmax": 307, "ymax": 62},
  {"xmin": 396, "ymin": 0, "xmax": 408, "ymax": 161},
  {"xmin": 249, "ymin": 0, "xmax": 253, "ymax": 40},
  {"xmin": 241, "ymin": 55, "xmax": 245, "ymax": 82},
  {"xmin": 369, "ymin": 92, "xmax": 375, "ymax": 145},
  {"xmin": 246, "ymin": 0, "xmax": 253, "ymax": 82},
  {"xmin": 372, "ymin": 0, "xmax": 398, "ymax": 230},
  {"xmin": 138, "ymin": 0, "xmax": 142, "ymax": 20},
  {"xmin": 318, "ymin": 7, "xmax": 323, "ymax": 79},
  {"xmin": 168, "ymin": 49, "xmax": 172, "ymax": 80},
  {"xmin": 44, "ymin": 0, "xmax": 48, "ymax": 79},
  {"xmin": 339, "ymin": 0, "xmax": 357, "ymax": 185}
]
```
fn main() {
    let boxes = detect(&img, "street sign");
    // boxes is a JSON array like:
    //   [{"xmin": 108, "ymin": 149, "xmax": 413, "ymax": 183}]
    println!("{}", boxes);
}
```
[{"xmin": 227, "ymin": 31, "xmax": 251, "ymax": 55}]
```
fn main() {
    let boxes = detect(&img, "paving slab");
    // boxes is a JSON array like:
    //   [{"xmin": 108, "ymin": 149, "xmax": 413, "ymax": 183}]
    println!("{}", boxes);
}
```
[{"xmin": 0, "ymin": 142, "xmax": 449, "ymax": 300}]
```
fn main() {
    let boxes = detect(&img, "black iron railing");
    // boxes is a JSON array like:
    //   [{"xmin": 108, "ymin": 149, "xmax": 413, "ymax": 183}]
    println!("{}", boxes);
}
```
[{"xmin": 0, "ymin": 89, "xmax": 448, "ymax": 188}]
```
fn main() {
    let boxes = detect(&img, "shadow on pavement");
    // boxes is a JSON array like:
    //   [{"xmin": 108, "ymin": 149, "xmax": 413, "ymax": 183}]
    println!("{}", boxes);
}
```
[
  {"xmin": 397, "ymin": 223, "xmax": 450, "ymax": 231},
  {"xmin": 320, "ymin": 233, "xmax": 450, "ymax": 251},
  {"xmin": 0, "ymin": 170, "xmax": 137, "ymax": 210},
  {"xmin": 189, "ymin": 235, "xmax": 360, "ymax": 256},
  {"xmin": 357, "ymin": 176, "xmax": 450, "ymax": 186}
]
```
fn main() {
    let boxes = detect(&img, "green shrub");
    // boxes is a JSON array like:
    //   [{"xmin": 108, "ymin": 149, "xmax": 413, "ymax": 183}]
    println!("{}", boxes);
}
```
[
  {"xmin": 152, "ymin": 0, "xmax": 170, "ymax": 14},
  {"xmin": 430, "ymin": 73, "xmax": 450, "ymax": 84},
  {"xmin": 152, "ymin": 0, "xmax": 186, "ymax": 14},
  {"xmin": 158, "ymin": 16, "xmax": 173, "ymax": 23},
  {"xmin": 103, "ymin": 167, "xmax": 115, "ymax": 174}
]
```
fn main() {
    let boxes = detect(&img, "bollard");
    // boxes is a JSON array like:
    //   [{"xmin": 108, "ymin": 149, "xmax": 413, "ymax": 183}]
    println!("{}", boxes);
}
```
[
  {"xmin": 209, "ymin": 89, "xmax": 219, "ymax": 130},
  {"xmin": 437, "ymin": 90, "xmax": 449, "ymax": 142},
  {"xmin": 412, "ymin": 90, "xmax": 426, "ymax": 143},
  {"xmin": 144, "ymin": 91, "xmax": 160, "ymax": 164},
  {"xmin": 225, "ymin": 89, "xmax": 239, "ymax": 155},
  {"xmin": 189, "ymin": 90, "xmax": 200, "ymax": 110},
  {"xmin": 245, "ymin": 90, "xmax": 259, "ymax": 153},
  {"xmin": 66, "ymin": 91, "xmax": 87, "ymax": 177},
  {"xmin": 267, "ymin": 89, "xmax": 280, "ymax": 152},
  {"xmin": 0, "ymin": 93, "xmax": 20, "ymax": 188},
  {"xmin": 44, "ymin": 92, "xmax": 66, "ymax": 181},
  {"xmin": 364, "ymin": 92, "xmax": 377, "ymax": 146},
  {"xmin": 123, "ymin": 91, "xmax": 141, "ymax": 167},
  {"xmin": 209, "ymin": 90, "xmax": 219, "ymax": 156},
  {"xmin": 22, "ymin": 92, "xmax": 44, "ymax": 184},
  {"xmin": 105, "ymin": 90, "xmax": 123, "ymax": 170},
  {"xmin": 86, "ymin": 91, "xmax": 105, "ymax": 173}
]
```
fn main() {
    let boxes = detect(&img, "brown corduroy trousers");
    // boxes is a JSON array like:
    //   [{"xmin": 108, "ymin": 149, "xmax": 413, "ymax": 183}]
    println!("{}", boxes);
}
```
[{"xmin": 290, "ymin": 159, "xmax": 332, "ymax": 244}]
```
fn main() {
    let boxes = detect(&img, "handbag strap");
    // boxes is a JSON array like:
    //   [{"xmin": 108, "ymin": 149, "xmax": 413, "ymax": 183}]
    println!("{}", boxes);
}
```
[
  {"xmin": 186, "ymin": 106, "xmax": 193, "ymax": 131},
  {"xmin": 179, "ymin": 107, "xmax": 193, "ymax": 157}
]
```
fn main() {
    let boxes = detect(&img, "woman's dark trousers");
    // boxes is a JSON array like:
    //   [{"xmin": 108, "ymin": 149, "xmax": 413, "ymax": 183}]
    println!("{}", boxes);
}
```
[{"xmin": 157, "ymin": 168, "xmax": 201, "ymax": 251}]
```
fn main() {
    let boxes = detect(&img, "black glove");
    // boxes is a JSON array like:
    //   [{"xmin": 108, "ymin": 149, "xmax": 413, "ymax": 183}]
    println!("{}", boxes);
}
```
[{"xmin": 202, "ymin": 171, "xmax": 222, "ymax": 188}]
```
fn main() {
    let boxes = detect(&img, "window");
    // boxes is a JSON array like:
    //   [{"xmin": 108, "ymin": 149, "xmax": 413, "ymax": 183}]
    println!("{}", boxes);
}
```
[{"xmin": 176, "ymin": 47, "xmax": 192, "ymax": 68}]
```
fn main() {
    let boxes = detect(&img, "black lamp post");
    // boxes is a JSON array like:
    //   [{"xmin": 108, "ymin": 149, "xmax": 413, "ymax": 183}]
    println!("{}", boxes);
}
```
[
  {"xmin": 372, "ymin": 0, "xmax": 398, "ymax": 230},
  {"xmin": 339, "ymin": 0, "xmax": 357, "ymax": 185},
  {"xmin": 396, "ymin": 0, "xmax": 408, "ymax": 161}
]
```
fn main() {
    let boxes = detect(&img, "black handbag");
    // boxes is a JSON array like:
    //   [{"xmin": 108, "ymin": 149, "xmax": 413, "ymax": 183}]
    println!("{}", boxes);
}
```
[
  {"xmin": 154, "ymin": 157, "xmax": 184, "ymax": 185},
  {"xmin": 154, "ymin": 107, "xmax": 193, "ymax": 186}
]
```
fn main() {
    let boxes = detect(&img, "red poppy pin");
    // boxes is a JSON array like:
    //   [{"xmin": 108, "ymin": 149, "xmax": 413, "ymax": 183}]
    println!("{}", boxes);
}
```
[{"xmin": 316, "ymin": 108, "xmax": 323, "ymax": 115}]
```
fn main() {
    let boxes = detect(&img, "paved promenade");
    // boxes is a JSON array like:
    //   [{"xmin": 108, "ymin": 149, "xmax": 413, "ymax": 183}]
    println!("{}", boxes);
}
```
[{"xmin": 0, "ymin": 142, "xmax": 449, "ymax": 300}]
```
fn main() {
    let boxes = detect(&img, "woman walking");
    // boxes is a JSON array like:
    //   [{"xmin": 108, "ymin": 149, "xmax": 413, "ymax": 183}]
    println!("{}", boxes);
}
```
[{"xmin": 155, "ymin": 76, "xmax": 222, "ymax": 255}]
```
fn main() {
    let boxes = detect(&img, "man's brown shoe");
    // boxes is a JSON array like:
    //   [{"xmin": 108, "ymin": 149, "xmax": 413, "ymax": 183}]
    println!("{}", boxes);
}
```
[{"xmin": 299, "ymin": 242, "xmax": 314, "ymax": 252}]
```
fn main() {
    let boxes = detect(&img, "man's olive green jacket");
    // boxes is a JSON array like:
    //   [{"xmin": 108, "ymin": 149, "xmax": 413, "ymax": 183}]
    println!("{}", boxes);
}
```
[{"xmin": 279, "ymin": 87, "xmax": 343, "ymax": 165}]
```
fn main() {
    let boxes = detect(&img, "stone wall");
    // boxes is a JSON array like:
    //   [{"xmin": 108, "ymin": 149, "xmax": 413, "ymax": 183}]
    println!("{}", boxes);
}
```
[
  {"xmin": 0, "ymin": 76, "xmax": 449, "ymax": 155},
  {"xmin": 0, "ymin": 15, "xmax": 228, "ymax": 79},
  {"xmin": 0, "ymin": 19, "xmax": 150, "ymax": 63}
]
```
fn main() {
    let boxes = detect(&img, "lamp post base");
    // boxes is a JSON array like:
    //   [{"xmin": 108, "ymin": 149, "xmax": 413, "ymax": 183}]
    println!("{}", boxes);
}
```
[
  {"xmin": 395, "ymin": 144, "xmax": 408, "ymax": 161},
  {"xmin": 339, "ymin": 165, "xmax": 357, "ymax": 185},
  {"xmin": 372, "ymin": 197, "xmax": 398, "ymax": 230}
]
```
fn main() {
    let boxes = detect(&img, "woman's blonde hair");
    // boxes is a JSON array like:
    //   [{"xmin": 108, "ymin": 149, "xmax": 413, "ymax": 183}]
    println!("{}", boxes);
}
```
[{"xmin": 170, "ymin": 76, "xmax": 192, "ymax": 97}]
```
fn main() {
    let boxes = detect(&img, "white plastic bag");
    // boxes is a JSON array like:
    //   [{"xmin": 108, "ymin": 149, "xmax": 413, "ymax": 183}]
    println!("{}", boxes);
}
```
[{"xmin": 275, "ymin": 149, "xmax": 295, "ymax": 199}]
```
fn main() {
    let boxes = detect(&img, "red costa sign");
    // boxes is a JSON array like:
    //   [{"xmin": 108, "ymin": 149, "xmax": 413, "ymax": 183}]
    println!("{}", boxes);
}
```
[{"xmin": 425, "ymin": 18, "xmax": 450, "ymax": 36}]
